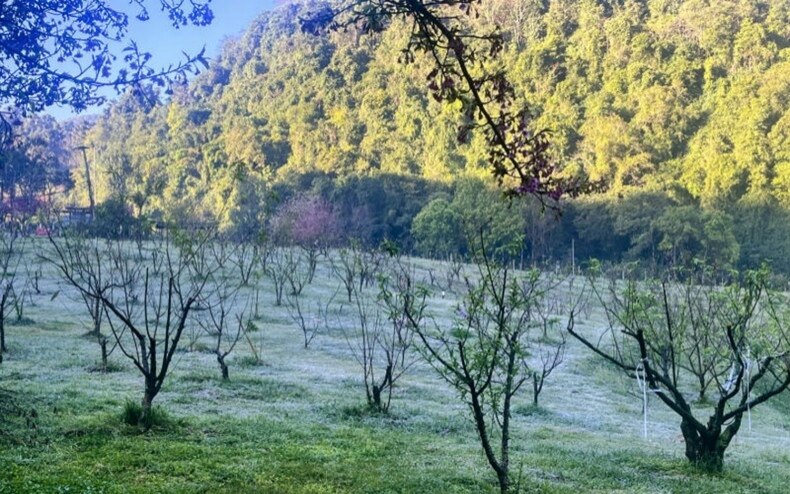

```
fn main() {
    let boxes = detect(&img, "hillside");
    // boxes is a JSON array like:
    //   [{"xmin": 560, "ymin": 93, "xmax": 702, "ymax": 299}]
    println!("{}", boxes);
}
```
[{"xmin": 70, "ymin": 0, "xmax": 790, "ymax": 271}]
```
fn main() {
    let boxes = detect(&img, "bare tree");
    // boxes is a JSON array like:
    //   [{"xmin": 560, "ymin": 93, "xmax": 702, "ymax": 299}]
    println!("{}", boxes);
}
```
[
  {"xmin": 442, "ymin": 255, "xmax": 465, "ymax": 294},
  {"xmin": 299, "ymin": 243, "xmax": 321, "ymax": 285},
  {"xmin": 206, "ymin": 240, "xmax": 231, "ymax": 271},
  {"xmin": 285, "ymin": 249, "xmax": 312, "ymax": 297},
  {"xmin": 80, "ymin": 290, "xmax": 117, "ymax": 372},
  {"xmin": 332, "ymin": 246, "xmax": 362, "ymax": 303},
  {"xmin": 332, "ymin": 243, "xmax": 386, "ymax": 303},
  {"xmin": 679, "ymin": 281, "xmax": 722, "ymax": 402},
  {"xmin": 25, "ymin": 247, "xmax": 45, "ymax": 296},
  {"xmin": 527, "ymin": 274, "xmax": 576, "ymax": 407},
  {"xmin": 231, "ymin": 240, "xmax": 264, "ymax": 287},
  {"xmin": 343, "ymin": 260, "xmax": 421, "ymax": 413},
  {"xmin": 43, "ymin": 233, "xmax": 118, "ymax": 372},
  {"xmin": 286, "ymin": 290, "xmax": 333, "ymax": 350},
  {"xmin": 533, "ymin": 275, "xmax": 565, "ymax": 339},
  {"xmin": 358, "ymin": 247, "xmax": 385, "ymax": 290},
  {"xmin": 186, "ymin": 239, "xmax": 238, "ymax": 356},
  {"xmin": 0, "ymin": 227, "xmax": 24, "ymax": 361},
  {"xmin": 265, "ymin": 247, "xmax": 311, "ymax": 305},
  {"xmin": 10, "ymin": 278, "xmax": 32, "ymax": 326},
  {"xmin": 266, "ymin": 248, "xmax": 292, "ymax": 306},
  {"xmin": 183, "ymin": 318, "xmax": 204, "ymax": 353},
  {"xmin": 250, "ymin": 243, "xmax": 270, "ymax": 319},
  {"xmin": 530, "ymin": 331, "xmax": 566, "ymax": 407},
  {"xmin": 570, "ymin": 265, "xmax": 790, "ymax": 471},
  {"xmin": 48, "ymin": 230, "xmax": 215, "ymax": 425},
  {"xmin": 426, "ymin": 260, "xmax": 464, "ymax": 294},
  {"xmin": 197, "ymin": 282, "xmax": 249, "ymax": 380}
]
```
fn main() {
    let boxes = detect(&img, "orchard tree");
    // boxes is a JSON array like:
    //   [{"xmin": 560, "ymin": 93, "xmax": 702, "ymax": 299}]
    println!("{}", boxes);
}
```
[
  {"xmin": 230, "ymin": 239, "xmax": 265, "ymax": 287},
  {"xmin": 197, "ymin": 280, "xmax": 250, "ymax": 381},
  {"xmin": 0, "ymin": 227, "xmax": 24, "ymax": 362},
  {"xmin": 345, "ymin": 262, "xmax": 421, "ymax": 413},
  {"xmin": 266, "ymin": 248, "xmax": 295, "ymax": 306},
  {"xmin": 397, "ymin": 238, "xmax": 573, "ymax": 494},
  {"xmin": 47, "ymin": 229, "xmax": 217, "ymax": 426},
  {"xmin": 270, "ymin": 193, "xmax": 340, "ymax": 282},
  {"xmin": 570, "ymin": 264, "xmax": 790, "ymax": 472},
  {"xmin": 332, "ymin": 242, "xmax": 388, "ymax": 302}
]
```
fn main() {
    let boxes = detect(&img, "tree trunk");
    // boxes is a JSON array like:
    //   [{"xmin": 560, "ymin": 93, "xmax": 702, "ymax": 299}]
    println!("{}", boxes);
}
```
[
  {"xmin": 497, "ymin": 470, "xmax": 509, "ymax": 494},
  {"xmin": 100, "ymin": 337, "xmax": 108, "ymax": 373},
  {"xmin": 372, "ymin": 384, "xmax": 382, "ymax": 411},
  {"xmin": 307, "ymin": 252, "xmax": 316, "ymax": 284},
  {"xmin": 0, "ymin": 315, "xmax": 5, "ymax": 353},
  {"xmin": 469, "ymin": 390, "xmax": 509, "ymax": 494},
  {"xmin": 217, "ymin": 353, "xmax": 229, "ymax": 380},
  {"xmin": 141, "ymin": 383, "xmax": 156, "ymax": 428},
  {"xmin": 680, "ymin": 417, "xmax": 740, "ymax": 472},
  {"xmin": 93, "ymin": 298, "xmax": 102, "ymax": 334}
]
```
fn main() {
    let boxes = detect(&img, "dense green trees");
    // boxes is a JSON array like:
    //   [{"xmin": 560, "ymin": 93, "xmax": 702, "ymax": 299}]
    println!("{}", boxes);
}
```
[
  {"xmin": 411, "ymin": 180, "xmax": 527, "ymax": 261},
  {"xmin": 0, "ymin": 115, "xmax": 70, "ymax": 214},
  {"xmin": 411, "ymin": 198, "xmax": 462, "ymax": 259},
  {"xmin": 53, "ymin": 0, "xmax": 790, "ymax": 274}
]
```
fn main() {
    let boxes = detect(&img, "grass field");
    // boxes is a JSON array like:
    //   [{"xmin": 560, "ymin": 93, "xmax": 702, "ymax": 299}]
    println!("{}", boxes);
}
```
[{"xmin": 1, "ymin": 239, "xmax": 789, "ymax": 493}]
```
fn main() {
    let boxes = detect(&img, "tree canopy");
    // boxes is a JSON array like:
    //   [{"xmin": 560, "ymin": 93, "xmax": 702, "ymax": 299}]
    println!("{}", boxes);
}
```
[
  {"xmin": 301, "ymin": 0, "xmax": 592, "ymax": 201},
  {"xmin": 0, "ymin": 0, "xmax": 212, "ymax": 141}
]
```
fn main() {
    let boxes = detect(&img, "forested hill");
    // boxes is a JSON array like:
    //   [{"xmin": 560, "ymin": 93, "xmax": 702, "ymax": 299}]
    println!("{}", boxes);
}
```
[{"xmin": 74, "ymin": 0, "xmax": 790, "ymax": 272}]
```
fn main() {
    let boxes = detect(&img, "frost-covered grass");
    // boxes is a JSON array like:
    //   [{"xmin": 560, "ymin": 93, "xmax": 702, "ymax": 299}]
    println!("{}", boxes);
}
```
[{"xmin": 1, "ymin": 239, "xmax": 789, "ymax": 493}]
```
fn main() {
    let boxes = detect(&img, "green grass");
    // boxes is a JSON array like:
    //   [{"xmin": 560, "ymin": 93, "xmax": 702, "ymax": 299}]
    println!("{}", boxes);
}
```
[
  {"xmin": 1, "ymin": 239, "xmax": 790, "ymax": 493},
  {"xmin": 1, "ymin": 409, "xmax": 493, "ymax": 494},
  {"xmin": 3, "ymin": 409, "xmax": 787, "ymax": 494}
]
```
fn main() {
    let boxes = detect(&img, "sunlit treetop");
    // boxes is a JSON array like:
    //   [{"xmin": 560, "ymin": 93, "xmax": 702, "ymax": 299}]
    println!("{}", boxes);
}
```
[
  {"xmin": 301, "ymin": 0, "xmax": 599, "ymax": 204},
  {"xmin": 0, "ymin": 0, "xmax": 213, "ymax": 142}
]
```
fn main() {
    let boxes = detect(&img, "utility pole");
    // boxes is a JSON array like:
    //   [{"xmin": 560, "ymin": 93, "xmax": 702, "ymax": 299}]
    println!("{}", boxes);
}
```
[{"xmin": 75, "ymin": 145, "xmax": 95, "ymax": 219}]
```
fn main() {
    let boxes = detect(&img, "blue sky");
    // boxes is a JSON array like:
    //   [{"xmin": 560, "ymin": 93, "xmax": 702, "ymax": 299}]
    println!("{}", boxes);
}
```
[{"xmin": 50, "ymin": 0, "xmax": 281, "ymax": 120}]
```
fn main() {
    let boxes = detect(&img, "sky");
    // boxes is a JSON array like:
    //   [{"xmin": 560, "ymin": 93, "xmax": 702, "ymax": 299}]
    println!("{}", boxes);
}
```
[{"xmin": 49, "ymin": 0, "xmax": 281, "ymax": 120}]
